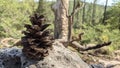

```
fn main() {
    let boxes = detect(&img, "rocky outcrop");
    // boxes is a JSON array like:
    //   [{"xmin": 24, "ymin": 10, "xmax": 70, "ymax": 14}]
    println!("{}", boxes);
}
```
[{"xmin": 0, "ymin": 41, "xmax": 90, "ymax": 68}]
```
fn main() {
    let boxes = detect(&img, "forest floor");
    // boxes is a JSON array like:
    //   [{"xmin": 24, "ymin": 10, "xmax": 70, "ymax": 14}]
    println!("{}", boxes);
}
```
[{"xmin": 80, "ymin": 50, "xmax": 120, "ymax": 68}]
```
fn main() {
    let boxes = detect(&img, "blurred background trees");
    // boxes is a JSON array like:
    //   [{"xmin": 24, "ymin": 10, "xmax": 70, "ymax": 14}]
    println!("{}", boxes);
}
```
[
  {"xmin": 36, "ymin": 0, "xmax": 46, "ymax": 15},
  {"xmin": 0, "ymin": 0, "xmax": 36, "ymax": 38},
  {"xmin": 0, "ymin": 0, "xmax": 120, "ymax": 52}
]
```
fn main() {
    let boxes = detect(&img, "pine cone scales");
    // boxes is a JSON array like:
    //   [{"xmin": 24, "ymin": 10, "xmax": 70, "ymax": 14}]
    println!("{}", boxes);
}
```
[{"xmin": 22, "ymin": 14, "xmax": 54, "ymax": 60}]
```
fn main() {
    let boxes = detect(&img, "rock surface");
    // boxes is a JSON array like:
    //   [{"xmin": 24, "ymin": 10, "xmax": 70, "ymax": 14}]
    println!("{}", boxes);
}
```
[{"xmin": 0, "ymin": 41, "xmax": 90, "ymax": 68}]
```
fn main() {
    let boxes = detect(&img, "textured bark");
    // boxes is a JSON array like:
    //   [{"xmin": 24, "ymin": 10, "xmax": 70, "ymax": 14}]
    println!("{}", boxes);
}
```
[{"xmin": 52, "ymin": 0, "xmax": 69, "ymax": 40}]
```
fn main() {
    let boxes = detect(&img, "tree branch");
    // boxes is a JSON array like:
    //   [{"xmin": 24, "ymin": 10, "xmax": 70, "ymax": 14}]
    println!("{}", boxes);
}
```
[
  {"xmin": 68, "ymin": 1, "xmax": 85, "ymax": 43},
  {"xmin": 69, "ymin": 2, "xmax": 85, "ymax": 17},
  {"xmin": 71, "ymin": 41, "xmax": 112, "ymax": 51}
]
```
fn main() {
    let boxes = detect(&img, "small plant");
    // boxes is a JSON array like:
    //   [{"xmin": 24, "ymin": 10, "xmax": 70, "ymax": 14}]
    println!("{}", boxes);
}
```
[{"xmin": 21, "ymin": 13, "xmax": 54, "ymax": 60}]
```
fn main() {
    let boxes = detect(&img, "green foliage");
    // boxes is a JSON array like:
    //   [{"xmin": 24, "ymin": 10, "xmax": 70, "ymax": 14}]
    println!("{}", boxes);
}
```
[
  {"xmin": 0, "ymin": 0, "xmax": 36, "ymax": 38},
  {"xmin": 0, "ymin": 0, "xmax": 54, "ymax": 39},
  {"xmin": 36, "ymin": 0, "xmax": 54, "ymax": 22},
  {"xmin": 0, "ymin": 0, "xmax": 120, "ymax": 52},
  {"xmin": 72, "ymin": 1, "xmax": 120, "ymax": 52},
  {"xmin": 105, "ymin": 2, "xmax": 120, "ymax": 30},
  {"xmin": 36, "ymin": 0, "xmax": 46, "ymax": 15},
  {"xmin": 74, "ymin": 22, "xmax": 120, "ymax": 51}
]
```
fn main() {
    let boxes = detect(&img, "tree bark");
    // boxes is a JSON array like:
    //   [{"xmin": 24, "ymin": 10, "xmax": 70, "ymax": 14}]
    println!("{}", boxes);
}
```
[
  {"xmin": 52, "ymin": 0, "xmax": 69, "ymax": 40},
  {"xmin": 36, "ymin": 0, "xmax": 46, "ymax": 15},
  {"xmin": 91, "ymin": 0, "xmax": 97, "ymax": 25},
  {"xmin": 82, "ymin": 0, "xmax": 86, "ymax": 24},
  {"xmin": 102, "ymin": 0, "xmax": 108, "ymax": 25},
  {"xmin": 68, "ymin": 1, "xmax": 84, "ymax": 43}
]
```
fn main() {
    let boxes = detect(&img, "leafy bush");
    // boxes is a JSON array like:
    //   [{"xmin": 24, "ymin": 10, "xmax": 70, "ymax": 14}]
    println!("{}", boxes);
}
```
[{"xmin": 0, "ymin": 0, "xmax": 37, "ymax": 38}]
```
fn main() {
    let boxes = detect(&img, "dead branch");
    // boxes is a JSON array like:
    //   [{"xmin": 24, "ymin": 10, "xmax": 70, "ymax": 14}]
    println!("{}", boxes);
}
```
[
  {"xmin": 70, "ymin": 3, "xmax": 85, "ymax": 17},
  {"xmin": 71, "ymin": 41, "xmax": 112, "ymax": 51},
  {"xmin": 71, "ymin": 33, "xmax": 84, "ymax": 42},
  {"xmin": 68, "ymin": 2, "xmax": 85, "ymax": 43},
  {"xmin": 83, "ymin": 41, "xmax": 111, "ymax": 51}
]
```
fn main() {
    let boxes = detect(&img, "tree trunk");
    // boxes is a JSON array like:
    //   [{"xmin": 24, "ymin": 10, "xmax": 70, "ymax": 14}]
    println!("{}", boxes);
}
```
[
  {"xmin": 91, "ymin": 0, "xmax": 97, "ymax": 25},
  {"xmin": 82, "ymin": 0, "xmax": 86, "ymax": 24},
  {"xmin": 102, "ymin": 0, "xmax": 108, "ymax": 25},
  {"xmin": 86, "ymin": 3, "xmax": 92, "ymax": 25},
  {"xmin": 36, "ymin": 0, "xmax": 46, "ymax": 15},
  {"xmin": 52, "ymin": 0, "xmax": 69, "ymax": 40}
]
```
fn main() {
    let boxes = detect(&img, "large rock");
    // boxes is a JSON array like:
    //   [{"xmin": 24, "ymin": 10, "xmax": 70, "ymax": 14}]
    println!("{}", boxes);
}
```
[{"xmin": 0, "ymin": 41, "xmax": 90, "ymax": 68}]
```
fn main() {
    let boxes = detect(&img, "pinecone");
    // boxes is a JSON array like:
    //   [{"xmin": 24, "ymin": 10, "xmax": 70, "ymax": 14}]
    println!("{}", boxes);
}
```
[{"xmin": 21, "ymin": 14, "xmax": 54, "ymax": 60}]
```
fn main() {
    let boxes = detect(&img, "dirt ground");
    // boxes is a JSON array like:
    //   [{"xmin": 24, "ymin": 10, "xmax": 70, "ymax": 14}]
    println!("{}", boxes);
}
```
[{"xmin": 81, "ymin": 50, "xmax": 120, "ymax": 68}]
